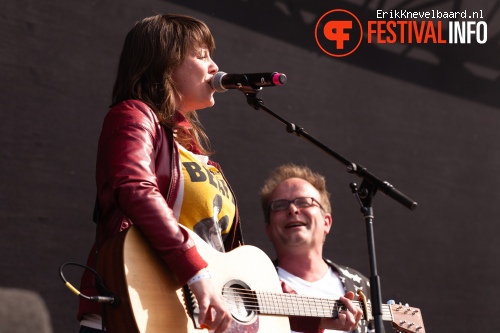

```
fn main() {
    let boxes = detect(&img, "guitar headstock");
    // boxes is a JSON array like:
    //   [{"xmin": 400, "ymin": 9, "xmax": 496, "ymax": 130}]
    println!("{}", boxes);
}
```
[{"xmin": 389, "ymin": 303, "xmax": 425, "ymax": 333}]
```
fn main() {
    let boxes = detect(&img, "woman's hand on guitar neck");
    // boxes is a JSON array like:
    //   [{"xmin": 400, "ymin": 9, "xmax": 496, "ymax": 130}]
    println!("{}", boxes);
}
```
[
  {"xmin": 320, "ymin": 291, "xmax": 363, "ymax": 331},
  {"xmin": 189, "ymin": 276, "xmax": 231, "ymax": 333}
]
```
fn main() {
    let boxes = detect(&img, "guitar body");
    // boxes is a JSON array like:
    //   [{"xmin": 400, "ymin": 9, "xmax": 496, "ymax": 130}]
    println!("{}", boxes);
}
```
[{"xmin": 97, "ymin": 226, "xmax": 290, "ymax": 333}]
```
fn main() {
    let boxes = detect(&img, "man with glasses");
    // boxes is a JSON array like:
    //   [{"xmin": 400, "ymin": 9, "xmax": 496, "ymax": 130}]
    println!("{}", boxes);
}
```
[{"xmin": 259, "ymin": 163, "xmax": 372, "ymax": 333}]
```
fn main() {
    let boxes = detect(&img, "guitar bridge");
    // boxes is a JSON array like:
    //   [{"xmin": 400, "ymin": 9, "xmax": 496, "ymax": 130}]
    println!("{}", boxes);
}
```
[{"xmin": 182, "ymin": 285, "xmax": 201, "ymax": 329}]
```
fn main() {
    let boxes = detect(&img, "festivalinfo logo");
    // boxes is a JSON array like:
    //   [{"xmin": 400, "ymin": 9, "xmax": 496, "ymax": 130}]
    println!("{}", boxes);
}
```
[{"xmin": 315, "ymin": 8, "xmax": 488, "ymax": 57}]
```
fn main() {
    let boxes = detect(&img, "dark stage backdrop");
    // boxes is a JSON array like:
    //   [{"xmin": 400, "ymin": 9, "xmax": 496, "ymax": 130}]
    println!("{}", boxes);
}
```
[{"xmin": 1, "ymin": 0, "xmax": 499, "ymax": 332}]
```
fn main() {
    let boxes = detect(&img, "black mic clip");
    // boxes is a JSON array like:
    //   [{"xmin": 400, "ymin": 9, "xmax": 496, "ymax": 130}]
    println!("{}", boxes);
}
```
[
  {"xmin": 236, "ymin": 77, "xmax": 264, "ymax": 94},
  {"xmin": 246, "ymin": 92, "xmax": 264, "ymax": 110}
]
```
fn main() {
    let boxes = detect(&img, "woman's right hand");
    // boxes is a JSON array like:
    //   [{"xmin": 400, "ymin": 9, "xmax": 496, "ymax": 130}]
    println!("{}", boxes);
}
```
[{"xmin": 189, "ymin": 277, "xmax": 232, "ymax": 332}]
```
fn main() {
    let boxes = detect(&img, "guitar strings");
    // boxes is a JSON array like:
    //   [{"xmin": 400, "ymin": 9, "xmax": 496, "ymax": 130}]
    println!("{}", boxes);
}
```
[
  {"xmin": 223, "ymin": 286, "xmax": 348, "ymax": 317},
  {"xmin": 219, "ymin": 286, "xmax": 426, "ymax": 329},
  {"xmin": 221, "ymin": 287, "xmax": 393, "ymax": 319}
]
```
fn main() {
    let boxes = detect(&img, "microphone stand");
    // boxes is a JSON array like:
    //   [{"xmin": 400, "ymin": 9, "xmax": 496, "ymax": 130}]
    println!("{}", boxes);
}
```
[{"xmin": 238, "ymin": 87, "xmax": 417, "ymax": 333}]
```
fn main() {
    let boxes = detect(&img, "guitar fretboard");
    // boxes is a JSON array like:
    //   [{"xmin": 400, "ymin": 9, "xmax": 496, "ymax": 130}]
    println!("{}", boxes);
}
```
[{"xmin": 222, "ymin": 287, "xmax": 393, "ymax": 321}]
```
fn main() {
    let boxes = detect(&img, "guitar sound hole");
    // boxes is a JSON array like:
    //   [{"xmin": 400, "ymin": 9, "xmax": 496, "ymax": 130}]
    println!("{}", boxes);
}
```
[{"xmin": 223, "ymin": 280, "xmax": 257, "ymax": 323}]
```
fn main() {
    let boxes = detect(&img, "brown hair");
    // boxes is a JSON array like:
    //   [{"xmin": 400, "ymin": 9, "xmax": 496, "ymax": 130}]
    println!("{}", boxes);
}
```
[
  {"xmin": 259, "ymin": 163, "xmax": 331, "ymax": 223},
  {"xmin": 111, "ymin": 14, "xmax": 215, "ymax": 154}
]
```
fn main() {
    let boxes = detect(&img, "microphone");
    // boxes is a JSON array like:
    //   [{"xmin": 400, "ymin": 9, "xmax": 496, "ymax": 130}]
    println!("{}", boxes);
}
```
[{"xmin": 210, "ymin": 71, "xmax": 287, "ymax": 93}]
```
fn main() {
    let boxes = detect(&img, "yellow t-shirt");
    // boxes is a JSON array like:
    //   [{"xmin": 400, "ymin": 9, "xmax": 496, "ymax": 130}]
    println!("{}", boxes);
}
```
[{"xmin": 172, "ymin": 144, "xmax": 236, "ymax": 252}]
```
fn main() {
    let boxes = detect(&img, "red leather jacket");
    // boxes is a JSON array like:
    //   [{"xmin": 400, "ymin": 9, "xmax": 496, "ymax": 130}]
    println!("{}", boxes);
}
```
[{"xmin": 77, "ymin": 99, "xmax": 242, "ymax": 319}]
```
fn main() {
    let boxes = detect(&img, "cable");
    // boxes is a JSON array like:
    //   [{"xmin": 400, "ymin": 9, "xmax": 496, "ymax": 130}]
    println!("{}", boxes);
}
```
[{"xmin": 59, "ymin": 262, "xmax": 120, "ymax": 306}]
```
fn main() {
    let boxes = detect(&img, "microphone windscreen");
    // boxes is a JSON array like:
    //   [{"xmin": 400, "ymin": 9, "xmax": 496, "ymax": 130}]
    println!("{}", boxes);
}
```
[
  {"xmin": 0, "ymin": 288, "xmax": 53, "ymax": 333},
  {"xmin": 210, "ymin": 71, "xmax": 227, "ymax": 93}
]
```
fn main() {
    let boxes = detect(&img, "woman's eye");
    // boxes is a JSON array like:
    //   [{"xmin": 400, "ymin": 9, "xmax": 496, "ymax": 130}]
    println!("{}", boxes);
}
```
[{"xmin": 197, "ymin": 52, "xmax": 208, "ymax": 59}]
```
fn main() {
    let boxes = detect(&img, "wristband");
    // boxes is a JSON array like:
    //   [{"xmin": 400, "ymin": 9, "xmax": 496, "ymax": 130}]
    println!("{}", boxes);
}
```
[{"xmin": 186, "ymin": 270, "xmax": 212, "ymax": 286}]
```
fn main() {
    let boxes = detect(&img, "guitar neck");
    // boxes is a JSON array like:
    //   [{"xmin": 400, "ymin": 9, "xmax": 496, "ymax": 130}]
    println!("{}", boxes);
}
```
[
  {"xmin": 225, "ymin": 287, "xmax": 392, "ymax": 321},
  {"xmin": 245, "ymin": 289, "xmax": 426, "ymax": 333},
  {"xmin": 258, "ymin": 292, "xmax": 393, "ymax": 321}
]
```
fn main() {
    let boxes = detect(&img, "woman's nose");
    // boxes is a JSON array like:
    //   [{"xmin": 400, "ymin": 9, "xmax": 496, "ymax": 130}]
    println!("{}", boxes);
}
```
[{"xmin": 209, "ymin": 58, "xmax": 219, "ymax": 74}]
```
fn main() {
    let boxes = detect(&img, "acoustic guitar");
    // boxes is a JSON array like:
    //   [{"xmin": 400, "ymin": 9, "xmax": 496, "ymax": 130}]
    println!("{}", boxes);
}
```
[{"xmin": 97, "ymin": 226, "xmax": 425, "ymax": 333}]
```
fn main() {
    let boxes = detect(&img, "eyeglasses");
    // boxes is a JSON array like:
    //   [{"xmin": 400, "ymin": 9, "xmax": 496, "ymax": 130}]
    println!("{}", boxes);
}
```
[{"xmin": 269, "ymin": 197, "xmax": 324, "ymax": 212}]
